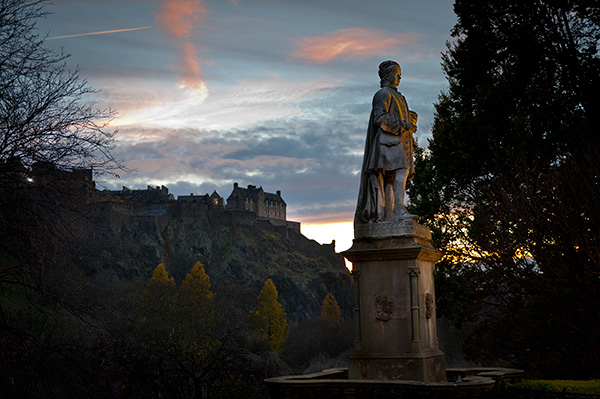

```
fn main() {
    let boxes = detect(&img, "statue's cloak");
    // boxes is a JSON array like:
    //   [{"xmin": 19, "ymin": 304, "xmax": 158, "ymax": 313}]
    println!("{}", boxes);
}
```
[{"xmin": 355, "ymin": 87, "xmax": 415, "ymax": 223}]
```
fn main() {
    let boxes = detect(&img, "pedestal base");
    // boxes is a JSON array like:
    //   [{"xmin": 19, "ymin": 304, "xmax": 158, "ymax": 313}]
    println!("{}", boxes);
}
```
[
  {"xmin": 265, "ymin": 367, "xmax": 525, "ymax": 399},
  {"xmin": 348, "ymin": 350, "xmax": 446, "ymax": 382},
  {"xmin": 343, "ymin": 219, "xmax": 446, "ymax": 383}
]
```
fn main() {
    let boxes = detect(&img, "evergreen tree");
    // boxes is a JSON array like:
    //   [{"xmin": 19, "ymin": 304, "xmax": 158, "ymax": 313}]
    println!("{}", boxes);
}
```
[
  {"xmin": 180, "ymin": 261, "xmax": 214, "ymax": 303},
  {"xmin": 139, "ymin": 263, "xmax": 176, "ymax": 325},
  {"xmin": 150, "ymin": 263, "xmax": 174, "ymax": 284},
  {"xmin": 250, "ymin": 279, "xmax": 289, "ymax": 353},
  {"xmin": 177, "ymin": 261, "xmax": 215, "ymax": 344},
  {"xmin": 320, "ymin": 292, "xmax": 342, "ymax": 324},
  {"xmin": 134, "ymin": 262, "xmax": 257, "ymax": 398},
  {"xmin": 409, "ymin": 0, "xmax": 600, "ymax": 378}
]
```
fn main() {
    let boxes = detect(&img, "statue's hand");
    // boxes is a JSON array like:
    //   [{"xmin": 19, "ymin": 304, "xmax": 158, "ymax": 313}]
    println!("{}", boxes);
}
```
[{"xmin": 403, "ymin": 122, "xmax": 417, "ymax": 134}]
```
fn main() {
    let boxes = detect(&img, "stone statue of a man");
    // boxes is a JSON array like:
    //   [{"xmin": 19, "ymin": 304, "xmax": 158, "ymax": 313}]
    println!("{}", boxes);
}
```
[{"xmin": 355, "ymin": 60, "xmax": 417, "ymax": 224}]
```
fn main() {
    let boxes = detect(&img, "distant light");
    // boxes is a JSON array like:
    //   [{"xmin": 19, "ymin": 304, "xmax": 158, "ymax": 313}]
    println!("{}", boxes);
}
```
[{"xmin": 26, "ymin": 177, "xmax": 34, "ymax": 183}]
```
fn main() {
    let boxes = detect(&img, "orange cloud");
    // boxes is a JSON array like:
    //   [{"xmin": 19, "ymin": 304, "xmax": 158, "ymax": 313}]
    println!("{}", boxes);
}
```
[
  {"xmin": 289, "ymin": 28, "xmax": 420, "ymax": 64},
  {"xmin": 176, "ymin": 42, "xmax": 204, "ymax": 91},
  {"xmin": 155, "ymin": 0, "xmax": 209, "ymax": 97},
  {"xmin": 155, "ymin": 0, "xmax": 208, "ymax": 38}
]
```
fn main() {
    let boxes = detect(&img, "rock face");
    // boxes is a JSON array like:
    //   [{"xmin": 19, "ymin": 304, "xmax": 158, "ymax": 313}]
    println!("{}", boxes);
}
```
[{"xmin": 88, "ymin": 200, "xmax": 353, "ymax": 321}]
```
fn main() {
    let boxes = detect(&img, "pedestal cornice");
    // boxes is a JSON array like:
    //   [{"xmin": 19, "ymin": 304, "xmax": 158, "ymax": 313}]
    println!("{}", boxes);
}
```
[{"xmin": 342, "ymin": 240, "xmax": 441, "ymax": 264}]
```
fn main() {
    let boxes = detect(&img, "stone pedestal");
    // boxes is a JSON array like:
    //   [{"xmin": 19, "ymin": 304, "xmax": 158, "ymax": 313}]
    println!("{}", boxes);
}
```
[{"xmin": 342, "ymin": 219, "xmax": 446, "ymax": 382}]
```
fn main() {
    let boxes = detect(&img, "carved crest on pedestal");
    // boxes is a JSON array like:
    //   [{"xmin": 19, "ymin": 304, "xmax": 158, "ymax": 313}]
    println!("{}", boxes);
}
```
[
  {"xmin": 375, "ymin": 295, "xmax": 394, "ymax": 321},
  {"xmin": 425, "ymin": 293, "xmax": 434, "ymax": 319}
]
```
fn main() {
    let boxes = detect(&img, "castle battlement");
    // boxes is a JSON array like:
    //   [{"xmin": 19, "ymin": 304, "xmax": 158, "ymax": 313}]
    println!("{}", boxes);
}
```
[{"xmin": 102, "ymin": 181, "xmax": 289, "ymax": 223}]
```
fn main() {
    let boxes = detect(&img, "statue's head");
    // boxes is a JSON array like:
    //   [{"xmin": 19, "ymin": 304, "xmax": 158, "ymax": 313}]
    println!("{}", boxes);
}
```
[{"xmin": 378, "ymin": 60, "xmax": 401, "ymax": 88}]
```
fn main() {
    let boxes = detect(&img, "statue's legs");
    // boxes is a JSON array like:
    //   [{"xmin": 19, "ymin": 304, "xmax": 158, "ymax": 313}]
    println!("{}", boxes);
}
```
[
  {"xmin": 383, "ymin": 172, "xmax": 396, "ymax": 221},
  {"xmin": 381, "ymin": 169, "xmax": 416, "ymax": 222},
  {"xmin": 369, "ymin": 171, "xmax": 386, "ymax": 222},
  {"xmin": 393, "ymin": 168, "xmax": 416, "ymax": 220}
]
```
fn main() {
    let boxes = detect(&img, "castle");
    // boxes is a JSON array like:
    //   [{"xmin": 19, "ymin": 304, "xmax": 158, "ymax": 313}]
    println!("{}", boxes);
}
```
[
  {"xmin": 226, "ymin": 182, "xmax": 286, "ymax": 221},
  {"xmin": 2, "ymin": 158, "xmax": 302, "ymax": 235},
  {"xmin": 4, "ymin": 160, "xmax": 289, "ymax": 226},
  {"xmin": 102, "ymin": 181, "xmax": 295, "ymax": 229}
]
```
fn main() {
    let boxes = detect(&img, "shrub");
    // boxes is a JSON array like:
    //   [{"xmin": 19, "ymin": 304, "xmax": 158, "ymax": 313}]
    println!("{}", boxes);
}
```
[
  {"xmin": 283, "ymin": 317, "xmax": 353, "ymax": 373},
  {"xmin": 510, "ymin": 380, "xmax": 600, "ymax": 395}
]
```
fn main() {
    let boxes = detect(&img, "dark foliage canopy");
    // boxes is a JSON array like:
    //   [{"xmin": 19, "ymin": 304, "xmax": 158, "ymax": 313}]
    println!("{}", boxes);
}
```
[{"xmin": 409, "ymin": 0, "xmax": 600, "ymax": 378}]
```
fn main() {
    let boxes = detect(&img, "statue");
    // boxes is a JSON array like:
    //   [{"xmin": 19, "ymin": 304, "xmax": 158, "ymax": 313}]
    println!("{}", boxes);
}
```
[{"xmin": 355, "ymin": 60, "xmax": 417, "ymax": 225}]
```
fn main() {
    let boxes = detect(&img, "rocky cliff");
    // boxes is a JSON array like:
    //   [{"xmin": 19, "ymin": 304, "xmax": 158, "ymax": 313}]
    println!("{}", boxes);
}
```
[{"xmin": 88, "ymin": 200, "xmax": 353, "ymax": 321}]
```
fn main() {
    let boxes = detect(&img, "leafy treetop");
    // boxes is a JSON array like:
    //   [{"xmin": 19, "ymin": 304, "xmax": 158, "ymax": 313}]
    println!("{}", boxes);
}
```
[
  {"xmin": 250, "ymin": 278, "xmax": 288, "ymax": 353},
  {"xmin": 320, "ymin": 292, "xmax": 342, "ymax": 323},
  {"xmin": 181, "ymin": 261, "xmax": 214, "ymax": 301}
]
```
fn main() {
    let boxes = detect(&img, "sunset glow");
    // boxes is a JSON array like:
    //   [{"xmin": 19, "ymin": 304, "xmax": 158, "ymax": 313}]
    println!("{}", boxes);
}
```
[
  {"xmin": 301, "ymin": 221, "xmax": 354, "ymax": 269},
  {"xmin": 301, "ymin": 222, "xmax": 353, "ymax": 251}
]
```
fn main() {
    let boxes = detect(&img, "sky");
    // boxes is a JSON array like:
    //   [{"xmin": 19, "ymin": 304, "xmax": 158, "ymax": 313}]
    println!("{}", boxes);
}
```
[{"xmin": 37, "ymin": 0, "xmax": 457, "ymax": 255}]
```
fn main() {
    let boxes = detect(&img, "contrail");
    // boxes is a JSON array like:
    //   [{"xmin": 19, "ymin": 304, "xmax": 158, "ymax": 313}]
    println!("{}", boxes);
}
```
[{"xmin": 46, "ymin": 26, "xmax": 152, "ymax": 40}]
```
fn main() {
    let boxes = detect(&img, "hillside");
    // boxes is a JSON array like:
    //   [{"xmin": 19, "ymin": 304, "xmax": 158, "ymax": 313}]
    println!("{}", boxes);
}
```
[{"xmin": 87, "ymin": 199, "xmax": 353, "ymax": 321}]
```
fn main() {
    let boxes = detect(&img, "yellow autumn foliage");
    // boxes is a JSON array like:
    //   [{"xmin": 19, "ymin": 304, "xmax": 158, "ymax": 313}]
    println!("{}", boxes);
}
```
[
  {"xmin": 139, "ymin": 263, "xmax": 176, "ymax": 325},
  {"xmin": 180, "ymin": 261, "xmax": 214, "ymax": 301},
  {"xmin": 320, "ymin": 292, "xmax": 342, "ymax": 324},
  {"xmin": 138, "ymin": 262, "xmax": 218, "ymax": 364},
  {"xmin": 150, "ymin": 263, "xmax": 175, "ymax": 285},
  {"xmin": 250, "ymin": 278, "xmax": 288, "ymax": 353}
]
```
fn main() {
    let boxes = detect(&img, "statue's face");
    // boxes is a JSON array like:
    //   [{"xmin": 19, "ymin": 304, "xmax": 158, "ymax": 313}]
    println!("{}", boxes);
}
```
[{"xmin": 387, "ymin": 66, "xmax": 402, "ymax": 88}]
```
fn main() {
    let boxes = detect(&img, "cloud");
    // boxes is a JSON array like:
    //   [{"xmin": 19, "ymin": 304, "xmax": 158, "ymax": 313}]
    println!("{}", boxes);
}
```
[
  {"xmin": 105, "ymin": 99, "xmax": 365, "ymax": 221},
  {"xmin": 155, "ymin": 0, "xmax": 209, "ymax": 98},
  {"xmin": 176, "ymin": 42, "xmax": 206, "ymax": 95},
  {"xmin": 155, "ymin": 0, "xmax": 208, "ymax": 38},
  {"xmin": 102, "ymin": 77, "xmax": 437, "ymax": 225},
  {"xmin": 111, "ymin": 75, "xmax": 348, "ymax": 130},
  {"xmin": 289, "ymin": 28, "xmax": 421, "ymax": 64}
]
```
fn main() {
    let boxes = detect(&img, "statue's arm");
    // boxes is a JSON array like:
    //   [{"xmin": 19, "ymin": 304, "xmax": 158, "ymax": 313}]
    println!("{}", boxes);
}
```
[
  {"xmin": 407, "ymin": 110, "xmax": 418, "ymax": 135},
  {"xmin": 373, "ymin": 91, "xmax": 401, "ymax": 134}
]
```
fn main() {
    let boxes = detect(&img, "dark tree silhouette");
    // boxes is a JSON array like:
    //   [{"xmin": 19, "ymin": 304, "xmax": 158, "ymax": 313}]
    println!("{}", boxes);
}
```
[
  {"xmin": 409, "ymin": 0, "xmax": 600, "ymax": 378},
  {"xmin": 0, "ymin": 1, "xmax": 124, "ymax": 396}
]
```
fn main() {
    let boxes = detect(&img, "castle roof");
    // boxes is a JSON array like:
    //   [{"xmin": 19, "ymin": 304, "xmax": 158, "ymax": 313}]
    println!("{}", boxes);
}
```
[
  {"xmin": 227, "ymin": 183, "xmax": 286, "ymax": 205},
  {"xmin": 176, "ymin": 190, "xmax": 223, "ymax": 205}
]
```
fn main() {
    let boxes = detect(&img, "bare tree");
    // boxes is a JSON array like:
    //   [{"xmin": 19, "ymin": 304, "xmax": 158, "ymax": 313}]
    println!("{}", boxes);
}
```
[
  {"xmin": 0, "ymin": 2, "xmax": 125, "ymax": 395},
  {"xmin": 0, "ymin": 0, "xmax": 119, "ymax": 180}
]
